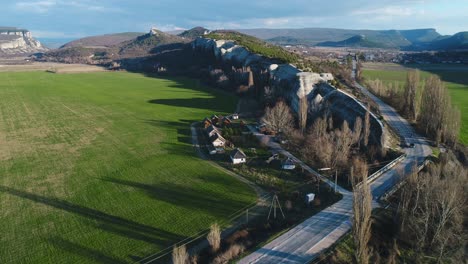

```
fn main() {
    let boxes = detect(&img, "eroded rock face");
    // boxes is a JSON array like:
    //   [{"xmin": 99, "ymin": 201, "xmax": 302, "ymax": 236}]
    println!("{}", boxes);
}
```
[
  {"xmin": 0, "ymin": 27, "xmax": 46, "ymax": 54},
  {"xmin": 192, "ymin": 36, "xmax": 386, "ymax": 148}
]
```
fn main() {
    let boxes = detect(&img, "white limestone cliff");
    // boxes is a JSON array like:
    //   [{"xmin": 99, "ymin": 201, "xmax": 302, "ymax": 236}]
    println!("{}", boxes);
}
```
[{"xmin": 0, "ymin": 27, "xmax": 46, "ymax": 53}]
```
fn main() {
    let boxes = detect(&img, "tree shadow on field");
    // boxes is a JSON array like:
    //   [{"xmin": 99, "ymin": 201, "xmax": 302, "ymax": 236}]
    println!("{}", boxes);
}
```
[
  {"xmin": 101, "ymin": 177, "xmax": 247, "ymax": 219},
  {"xmin": 144, "ymin": 119, "xmax": 193, "ymax": 146},
  {"xmin": 0, "ymin": 185, "xmax": 183, "ymax": 256},
  {"xmin": 399, "ymin": 64, "xmax": 468, "ymax": 86},
  {"xmin": 49, "ymin": 237, "xmax": 126, "ymax": 264},
  {"xmin": 148, "ymin": 97, "xmax": 231, "ymax": 113}
]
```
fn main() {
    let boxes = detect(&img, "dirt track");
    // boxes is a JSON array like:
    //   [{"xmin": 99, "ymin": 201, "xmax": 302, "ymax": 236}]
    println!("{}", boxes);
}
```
[{"xmin": 0, "ymin": 62, "xmax": 108, "ymax": 73}]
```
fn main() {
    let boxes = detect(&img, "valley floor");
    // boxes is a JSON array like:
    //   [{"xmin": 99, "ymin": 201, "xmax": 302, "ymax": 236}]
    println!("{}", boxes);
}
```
[{"xmin": 0, "ymin": 71, "xmax": 256, "ymax": 263}]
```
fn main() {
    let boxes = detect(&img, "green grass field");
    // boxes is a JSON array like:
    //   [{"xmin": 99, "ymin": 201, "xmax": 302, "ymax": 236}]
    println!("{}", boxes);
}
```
[
  {"xmin": 0, "ymin": 71, "xmax": 256, "ymax": 263},
  {"xmin": 362, "ymin": 65, "xmax": 468, "ymax": 144}
]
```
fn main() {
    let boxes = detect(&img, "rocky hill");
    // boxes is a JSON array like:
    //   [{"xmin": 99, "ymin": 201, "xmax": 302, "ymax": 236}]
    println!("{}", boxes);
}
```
[
  {"xmin": 423, "ymin": 32, "xmax": 468, "ymax": 50},
  {"xmin": 118, "ymin": 28, "xmax": 189, "ymax": 57},
  {"xmin": 0, "ymin": 27, "xmax": 46, "ymax": 54},
  {"xmin": 41, "ymin": 28, "xmax": 189, "ymax": 63},
  {"xmin": 178, "ymin": 27, "xmax": 210, "ymax": 39},
  {"xmin": 317, "ymin": 35, "xmax": 383, "ymax": 48},
  {"xmin": 61, "ymin": 32, "xmax": 144, "ymax": 49}
]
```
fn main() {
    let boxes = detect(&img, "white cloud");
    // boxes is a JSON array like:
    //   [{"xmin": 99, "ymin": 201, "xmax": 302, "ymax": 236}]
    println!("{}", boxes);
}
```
[
  {"xmin": 351, "ymin": 6, "xmax": 417, "ymax": 17},
  {"xmin": 15, "ymin": 0, "xmax": 57, "ymax": 13},
  {"xmin": 262, "ymin": 18, "xmax": 290, "ymax": 26},
  {"xmin": 15, "ymin": 0, "xmax": 121, "ymax": 13}
]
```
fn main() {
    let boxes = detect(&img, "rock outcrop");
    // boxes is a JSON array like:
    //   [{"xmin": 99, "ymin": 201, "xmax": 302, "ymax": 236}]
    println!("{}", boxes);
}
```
[
  {"xmin": 0, "ymin": 27, "xmax": 46, "ymax": 54},
  {"xmin": 192, "ymin": 37, "xmax": 386, "ymax": 148}
]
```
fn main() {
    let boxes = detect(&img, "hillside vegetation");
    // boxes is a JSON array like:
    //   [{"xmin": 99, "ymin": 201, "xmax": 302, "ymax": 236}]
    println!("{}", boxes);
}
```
[
  {"xmin": 178, "ymin": 27, "xmax": 209, "ymax": 39},
  {"xmin": 205, "ymin": 30, "xmax": 299, "ymax": 63},
  {"xmin": 61, "ymin": 32, "xmax": 144, "ymax": 48}
]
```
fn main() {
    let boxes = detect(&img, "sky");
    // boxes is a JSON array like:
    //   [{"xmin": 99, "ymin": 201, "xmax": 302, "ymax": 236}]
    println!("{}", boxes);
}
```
[{"xmin": 1, "ymin": 0, "xmax": 467, "ymax": 39}]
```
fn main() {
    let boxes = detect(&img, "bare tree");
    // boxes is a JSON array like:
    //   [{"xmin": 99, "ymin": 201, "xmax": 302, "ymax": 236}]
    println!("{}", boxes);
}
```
[
  {"xmin": 298, "ymin": 96, "xmax": 308, "ymax": 134},
  {"xmin": 207, "ymin": 223, "xmax": 221, "ymax": 252},
  {"xmin": 331, "ymin": 121, "xmax": 354, "ymax": 169},
  {"xmin": 362, "ymin": 108, "xmax": 371, "ymax": 148},
  {"xmin": 403, "ymin": 70, "xmax": 419, "ymax": 120},
  {"xmin": 351, "ymin": 158, "xmax": 372, "ymax": 264},
  {"xmin": 397, "ymin": 153, "xmax": 467, "ymax": 262},
  {"xmin": 353, "ymin": 117, "xmax": 363, "ymax": 147},
  {"xmin": 308, "ymin": 117, "xmax": 328, "ymax": 139},
  {"xmin": 418, "ymin": 75, "xmax": 460, "ymax": 145},
  {"xmin": 261, "ymin": 100, "xmax": 294, "ymax": 133},
  {"xmin": 172, "ymin": 245, "xmax": 188, "ymax": 264}
]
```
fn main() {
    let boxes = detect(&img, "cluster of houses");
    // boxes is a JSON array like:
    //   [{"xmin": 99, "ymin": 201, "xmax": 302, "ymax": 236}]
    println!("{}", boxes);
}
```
[
  {"xmin": 202, "ymin": 113, "xmax": 247, "ymax": 164},
  {"xmin": 201, "ymin": 114, "xmax": 298, "ymax": 169}
]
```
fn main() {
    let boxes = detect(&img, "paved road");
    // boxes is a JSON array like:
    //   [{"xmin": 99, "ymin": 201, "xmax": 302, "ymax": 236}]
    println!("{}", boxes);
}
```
[{"xmin": 239, "ymin": 62, "xmax": 432, "ymax": 263}]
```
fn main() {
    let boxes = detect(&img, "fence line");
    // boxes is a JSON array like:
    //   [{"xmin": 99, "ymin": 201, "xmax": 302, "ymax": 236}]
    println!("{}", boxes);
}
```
[
  {"xmin": 379, "ymin": 159, "xmax": 429, "ymax": 202},
  {"xmin": 138, "ymin": 192, "xmax": 272, "ymax": 264}
]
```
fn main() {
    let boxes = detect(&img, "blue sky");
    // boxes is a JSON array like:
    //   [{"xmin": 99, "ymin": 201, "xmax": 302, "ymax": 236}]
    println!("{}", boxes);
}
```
[{"xmin": 2, "ymin": 0, "xmax": 467, "ymax": 38}]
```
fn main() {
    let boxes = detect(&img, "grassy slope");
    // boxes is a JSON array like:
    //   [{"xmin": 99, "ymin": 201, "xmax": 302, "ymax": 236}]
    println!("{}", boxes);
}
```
[
  {"xmin": 0, "ymin": 72, "xmax": 255, "ymax": 263},
  {"xmin": 362, "ymin": 67, "xmax": 468, "ymax": 144},
  {"xmin": 205, "ymin": 31, "xmax": 299, "ymax": 63}
]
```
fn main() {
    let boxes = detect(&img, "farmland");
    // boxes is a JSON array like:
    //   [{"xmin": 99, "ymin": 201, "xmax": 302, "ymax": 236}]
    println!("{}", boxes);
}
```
[
  {"xmin": 0, "ymin": 71, "xmax": 256, "ymax": 263},
  {"xmin": 362, "ymin": 63, "xmax": 468, "ymax": 144}
]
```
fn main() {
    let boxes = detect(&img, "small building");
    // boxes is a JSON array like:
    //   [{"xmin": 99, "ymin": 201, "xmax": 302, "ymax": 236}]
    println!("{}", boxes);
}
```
[
  {"xmin": 230, "ymin": 148, "xmax": 247, "ymax": 164},
  {"xmin": 208, "ymin": 145, "xmax": 217, "ymax": 155},
  {"xmin": 203, "ymin": 117, "xmax": 212, "ymax": 128},
  {"xmin": 211, "ymin": 115, "xmax": 219, "ymax": 125},
  {"xmin": 222, "ymin": 117, "xmax": 232, "ymax": 126},
  {"xmin": 210, "ymin": 133, "xmax": 226, "ymax": 147},
  {"xmin": 232, "ymin": 113, "xmax": 239, "ymax": 120},
  {"xmin": 206, "ymin": 125, "xmax": 221, "ymax": 137},
  {"xmin": 282, "ymin": 158, "xmax": 296, "ymax": 170},
  {"xmin": 306, "ymin": 193, "xmax": 315, "ymax": 204}
]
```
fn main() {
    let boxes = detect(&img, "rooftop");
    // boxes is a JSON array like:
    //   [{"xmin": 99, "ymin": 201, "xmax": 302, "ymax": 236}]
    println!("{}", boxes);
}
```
[{"xmin": 230, "ymin": 148, "xmax": 247, "ymax": 159}]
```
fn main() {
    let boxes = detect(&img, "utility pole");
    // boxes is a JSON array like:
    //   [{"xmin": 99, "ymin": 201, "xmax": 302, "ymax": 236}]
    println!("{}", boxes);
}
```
[{"xmin": 267, "ymin": 194, "xmax": 285, "ymax": 220}]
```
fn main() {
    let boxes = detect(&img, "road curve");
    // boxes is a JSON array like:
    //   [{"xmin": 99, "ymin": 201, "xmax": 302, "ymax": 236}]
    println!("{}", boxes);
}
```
[{"xmin": 239, "ymin": 63, "xmax": 432, "ymax": 263}]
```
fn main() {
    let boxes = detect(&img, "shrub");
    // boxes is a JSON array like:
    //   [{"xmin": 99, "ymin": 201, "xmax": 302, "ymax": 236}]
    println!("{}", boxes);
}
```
[
  {"xmin": 212, "ymin": 244, "xmax": 246, "ymax": 264},
  {"xmin": 207, "ymin": 223, "xmax": 221, "ymax": 252},
  {"xmin": 172, "ymin": 245, "xmax": 188, "ymax": 264}
]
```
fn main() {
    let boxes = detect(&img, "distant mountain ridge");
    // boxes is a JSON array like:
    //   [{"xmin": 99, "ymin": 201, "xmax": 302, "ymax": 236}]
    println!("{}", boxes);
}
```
[
  {"xmin": 236, "ymin": 28, "xmax": 467, "ymax": 50},
  {"xmin": 178, "ymin": 27, "xmax": 210, "ymax": 39},
  {"xmin": 61, "ymin": 32, "xmax": 144, "ymax": 49}
]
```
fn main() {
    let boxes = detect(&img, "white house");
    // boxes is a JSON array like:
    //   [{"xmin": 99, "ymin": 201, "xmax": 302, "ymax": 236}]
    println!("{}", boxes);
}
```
[
  {"xmin": 230, "ymin": 148, "xmax": 247, "ymax": 164},
  {"xmin": 306, "ymin": 193, "xmax": 315, "ymax": 204},
  {"xmin": 232, "ymin": 113, "xmax": 239, "ymax": 120},
  {"xmin": 282, "ymin": 158, "xmax": 296, "ymax": 170},
  {"xmin": 210, "ymin": 133, "xmax": 226, "ymax": 147}
]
